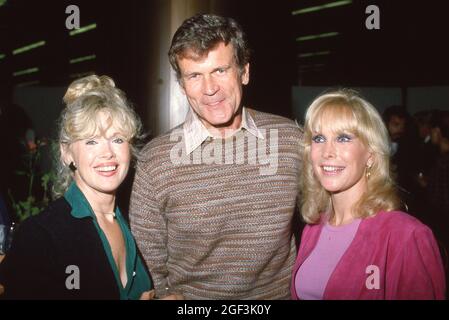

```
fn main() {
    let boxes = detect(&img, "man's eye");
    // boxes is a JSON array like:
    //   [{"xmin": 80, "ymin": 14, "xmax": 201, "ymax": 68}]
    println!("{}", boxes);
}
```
[
  {"xmin": 337, "ymin": 134, "xmax": 352, "ymax": 142},
  {"xmin": 216, "ymin": 68, "xmax": 226, "ymax": 74},
  {"xmin": 312, "ymin": 135, "xmax": 325, "ymax": 143}
]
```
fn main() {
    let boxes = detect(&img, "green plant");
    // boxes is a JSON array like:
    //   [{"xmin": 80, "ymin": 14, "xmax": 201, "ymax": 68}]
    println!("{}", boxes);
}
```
[{"xmin": 8, "ymin": 139, "xmax": 56, "ymax": 223}]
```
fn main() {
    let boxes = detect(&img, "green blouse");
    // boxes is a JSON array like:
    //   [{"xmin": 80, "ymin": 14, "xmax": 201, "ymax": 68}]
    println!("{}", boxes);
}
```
[{"xmin": 64, "ymin": 182, "xmax": 152, "ymax": 299}]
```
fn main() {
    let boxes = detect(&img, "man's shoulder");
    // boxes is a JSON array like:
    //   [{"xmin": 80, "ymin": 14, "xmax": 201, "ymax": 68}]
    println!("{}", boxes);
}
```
[
  {"xmin": 248, "ymin": 108, "xmax": 302, "ymax": 132},
  {"xmin": 139, "ymin": 124, "xmax": 185, "ymax": 159}
]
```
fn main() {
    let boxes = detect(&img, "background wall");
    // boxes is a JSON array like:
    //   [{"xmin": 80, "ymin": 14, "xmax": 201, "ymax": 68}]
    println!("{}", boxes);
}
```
[
  {"xmin": 407, "ymin": 86, "xmax": 449, "ymax": 115},
  {"xmin": 13, "ymin": 86, "xmax": 65, "ymax": 140},
  {"xmin": 292, "ymin": 86, "xmax": 449, "ymax": 123},
  {"xmin": 292, "ymin": 86, "xmax": 403, "ymax": 123}
]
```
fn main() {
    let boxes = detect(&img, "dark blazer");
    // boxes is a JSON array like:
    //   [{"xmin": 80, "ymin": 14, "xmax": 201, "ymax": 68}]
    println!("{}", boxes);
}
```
[{"xmin": 0, "ymin": 198, "xmax": 121, "ymax": 299}]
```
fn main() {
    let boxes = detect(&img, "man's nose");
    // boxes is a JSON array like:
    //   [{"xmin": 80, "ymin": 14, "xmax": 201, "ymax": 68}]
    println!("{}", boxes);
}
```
[{"xmin": 202, "ymin": 75, "xmax": 219, "ymax": 96}]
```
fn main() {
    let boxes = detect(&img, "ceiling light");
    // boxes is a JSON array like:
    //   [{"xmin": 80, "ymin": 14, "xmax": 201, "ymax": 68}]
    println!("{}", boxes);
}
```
[
  {"xmin": 13, "ymin": 67, "xmax": 39, "ymax": 77},
  {"xmin": 13, "ymin": 41, "xmax": 46, "ymax": 55},
  {"xmin": 296, "ymin": 32, "xmax": 339, "ymax": 42},
  {"xmin": 292, "ymin": 0, "xmax": 352, "ymax": 15},
  {"xmin": 70, "ymin": 54, "xmax": 96, "ymax": 64},
  {"xmin": 69, "ymin": 23, "xmax": 97, "ymax": 36}
]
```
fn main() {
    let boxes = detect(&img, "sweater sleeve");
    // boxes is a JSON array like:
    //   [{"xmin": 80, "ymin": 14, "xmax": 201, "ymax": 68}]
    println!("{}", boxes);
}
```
[
  {"xmin": 386, "ymin": 224, "xmax": 446, "ymax": 300},
  {"xmin": 0, "ymin": 219, "xmax": 58, "ymax": 299},
  {"xmin": 129, "ymin": 158, "xmax": 171, "ymax": 298}
]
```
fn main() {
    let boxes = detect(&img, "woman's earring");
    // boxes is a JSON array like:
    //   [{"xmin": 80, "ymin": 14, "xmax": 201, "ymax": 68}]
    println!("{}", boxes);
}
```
[
  {"xmin": 69, "ymin": 161, "xmax": 77, "ymax": 172},
  {"xmin": 366, "ymin": 164, "xmax": 372, "ymax": 179}
]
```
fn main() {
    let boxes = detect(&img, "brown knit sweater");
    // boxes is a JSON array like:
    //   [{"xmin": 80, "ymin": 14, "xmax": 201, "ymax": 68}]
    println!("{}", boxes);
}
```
[{"xmin": 130, "ymin": 109, "xmax": 302, "ymax": 299}]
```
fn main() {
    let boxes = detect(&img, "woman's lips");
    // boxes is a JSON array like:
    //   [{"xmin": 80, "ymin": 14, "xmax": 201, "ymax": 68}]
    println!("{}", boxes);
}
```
[
  {"xmin": 321, "ymin": 165, "xmax": 345, "ymax": 176},
  {"xmin": 94, "ymin": 164, "xmax": 118, "ymax": 177}
]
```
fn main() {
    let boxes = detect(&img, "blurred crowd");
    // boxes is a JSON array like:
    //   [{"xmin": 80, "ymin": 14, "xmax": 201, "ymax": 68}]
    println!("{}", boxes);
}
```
[{"xmin": 383, "ymin": 106, "xmax": 449, "ymax": 257}]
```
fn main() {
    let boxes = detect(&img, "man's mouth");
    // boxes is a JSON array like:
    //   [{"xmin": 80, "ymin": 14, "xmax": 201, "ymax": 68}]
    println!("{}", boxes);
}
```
[{"xmin": 204, "ymin": 98, "xmax": 225, "ymax": 107}]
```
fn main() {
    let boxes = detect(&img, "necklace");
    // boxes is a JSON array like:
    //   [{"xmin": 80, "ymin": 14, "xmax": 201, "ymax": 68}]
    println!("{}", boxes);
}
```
[{"xmin": 95, "ymin": 211, "xmax": 116, "ymax": 219}]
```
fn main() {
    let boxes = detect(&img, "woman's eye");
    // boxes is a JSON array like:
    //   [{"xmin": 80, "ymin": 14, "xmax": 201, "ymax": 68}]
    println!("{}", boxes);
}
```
[
  {"xmin": 312, "ymin": 135, "xmax": 325, "ymax": 143},
  {"xmin": 337, "ymin": 134, "xmax": 352, "ymax": 142},
  {"xmin": 85, "ymin": 140, "xmax": 97, "ymax": 145},
  {"xmin": 113, "ymin": 138, "xmax": 124, "ymax": 144}
]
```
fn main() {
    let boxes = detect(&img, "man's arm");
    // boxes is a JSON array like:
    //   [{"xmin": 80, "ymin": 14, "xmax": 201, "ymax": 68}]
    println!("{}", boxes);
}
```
[{"xmin": 129, "ymin": 158, "xmax": 171, "ymax": 298}]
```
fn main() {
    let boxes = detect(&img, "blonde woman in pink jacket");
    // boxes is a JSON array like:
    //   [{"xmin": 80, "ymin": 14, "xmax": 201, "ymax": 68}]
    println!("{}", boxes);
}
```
[{"xmin": 292, "ymin": 89, "xmax": 445, "ymax": 300}]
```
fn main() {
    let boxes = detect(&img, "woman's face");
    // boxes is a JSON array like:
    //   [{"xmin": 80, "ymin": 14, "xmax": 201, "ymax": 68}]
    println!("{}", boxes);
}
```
[
  {"xmin": 64, "ymin": 112, "xmax": 131, "ymax": 197},
  {"xmin": 310, "ymin": 119, "xmax": 372, "ymax": 198}
]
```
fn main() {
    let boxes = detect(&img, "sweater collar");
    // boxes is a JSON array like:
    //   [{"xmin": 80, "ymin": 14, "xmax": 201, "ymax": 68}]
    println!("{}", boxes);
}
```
[{"xmin": 182, "ymin": 106, "xmax": 265, "ymax": 155}]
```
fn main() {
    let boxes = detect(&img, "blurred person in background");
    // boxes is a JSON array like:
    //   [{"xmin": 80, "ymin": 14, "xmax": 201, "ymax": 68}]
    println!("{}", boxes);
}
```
[{"xmin": 383, "ymin": 105, "xmax": 421, "ymax": 215}]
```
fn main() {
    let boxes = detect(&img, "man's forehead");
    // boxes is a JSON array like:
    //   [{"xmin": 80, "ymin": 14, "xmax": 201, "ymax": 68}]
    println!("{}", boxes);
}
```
[
  {"xmin": 178, "ymin": 48, "xmax": 208, "ymax": 64},
  {"xmin": 177, "ymin": 42, "xmax": 234, "ymax": 64}
]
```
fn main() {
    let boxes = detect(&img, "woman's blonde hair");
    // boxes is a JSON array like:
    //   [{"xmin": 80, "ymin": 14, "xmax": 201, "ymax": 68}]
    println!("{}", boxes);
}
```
[
  {"xmin": 301, "ymin": 89, "xmax": 400, "ymax": 224},
  {"xmin": 53, "ymin": 75, "xmax": 143, "ymax": 198}
]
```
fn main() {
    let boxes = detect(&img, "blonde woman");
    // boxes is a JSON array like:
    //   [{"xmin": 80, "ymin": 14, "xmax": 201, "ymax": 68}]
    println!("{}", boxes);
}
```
[
  {"xmin": 0, "ymin": 75, "xmax": 169, "ymax": 299},
  {"xmin": 292, "ymin": 89, "xmax": 445, "ymax": 300}
]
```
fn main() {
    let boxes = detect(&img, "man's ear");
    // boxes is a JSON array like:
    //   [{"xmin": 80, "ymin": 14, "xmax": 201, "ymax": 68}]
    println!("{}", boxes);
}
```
[{"xmin": 241, "ymin": 63, "xmax": 250, "ymax": 85}]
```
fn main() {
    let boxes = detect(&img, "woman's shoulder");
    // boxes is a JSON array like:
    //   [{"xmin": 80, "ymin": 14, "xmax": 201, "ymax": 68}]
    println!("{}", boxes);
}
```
[
  {"xmin": 365, "ymin": 210, "xmax": 433, "ymax": 238},
  {"xmin": 17, "ymin": 197, "xmax": 73, "ymax": 235},
  {"xmin": 371, "ymin": 210, "xmax": 424, "ymax": 224}
]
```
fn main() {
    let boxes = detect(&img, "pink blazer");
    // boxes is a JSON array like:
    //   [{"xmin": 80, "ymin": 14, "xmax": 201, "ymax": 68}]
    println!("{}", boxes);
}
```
[{"xmin": 291, "ymin": 211, "xmax": 446, "ymax": 300}]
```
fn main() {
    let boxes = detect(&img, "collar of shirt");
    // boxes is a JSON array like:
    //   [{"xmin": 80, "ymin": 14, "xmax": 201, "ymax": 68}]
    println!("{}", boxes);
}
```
[
  {"xmin": 63, "ymin": 182, "xmax": 151, "ymax": 299},
  {"xmin": 64, "ymin": 182, "xmax": 120, "ymax": 220},
  {"xmin": 183, "ymin": 107, "xmax": 265, "ymax": 155}
]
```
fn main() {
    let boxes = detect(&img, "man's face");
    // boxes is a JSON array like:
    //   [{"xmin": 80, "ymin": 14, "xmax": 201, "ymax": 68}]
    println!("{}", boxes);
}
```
[
  {"xmin": 388, "ymin": 115, "xmax": 406, "ymax": 141},
  {"xmin": 178, "ymin": 42, "xmax": 249, "ymax": 133}
]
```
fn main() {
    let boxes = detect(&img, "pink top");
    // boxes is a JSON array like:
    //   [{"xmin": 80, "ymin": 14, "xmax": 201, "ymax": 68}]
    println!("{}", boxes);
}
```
[{"xmin": 295, "ymin": 218, "xmax": 361, "ymax": 299}]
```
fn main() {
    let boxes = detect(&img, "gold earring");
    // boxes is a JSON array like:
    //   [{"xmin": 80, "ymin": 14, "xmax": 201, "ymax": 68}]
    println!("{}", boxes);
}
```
[{"xmin": 366, "ymin": 165, "xmax": 372, "ymax": 179}]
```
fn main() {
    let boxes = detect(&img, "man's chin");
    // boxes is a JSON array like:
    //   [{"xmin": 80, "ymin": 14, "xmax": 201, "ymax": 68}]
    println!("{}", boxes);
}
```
[
  {"xmin": 201, "ymin": 108, "xmax": 242, "ymax": 130},
  {"xmin": 204, "ymin": 115, "xmax": 232, "ymax": 127}
]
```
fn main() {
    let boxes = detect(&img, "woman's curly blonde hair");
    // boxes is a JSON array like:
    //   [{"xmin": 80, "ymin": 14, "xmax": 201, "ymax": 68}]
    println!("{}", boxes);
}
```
[{"xmin": 53, "ymin": 74, "xmax": 143, "ymax": 198}]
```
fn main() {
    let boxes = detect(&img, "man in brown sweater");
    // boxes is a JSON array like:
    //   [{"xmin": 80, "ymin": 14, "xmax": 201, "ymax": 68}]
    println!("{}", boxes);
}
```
[{"xmin": 130, "ymin": 13, "xmax": 302, "ymax": 299}]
